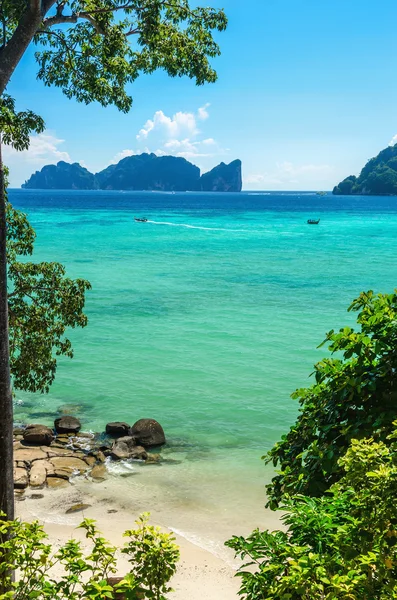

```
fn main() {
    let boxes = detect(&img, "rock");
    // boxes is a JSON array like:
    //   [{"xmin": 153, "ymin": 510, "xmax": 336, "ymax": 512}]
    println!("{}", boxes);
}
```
[
  {"xmin": 47, "ymin": 477, "xmax": 69, "ymax": 488},
  {"xmin": 14, "ymin": 448, "xmax": 48, "ymax": 463},
  {"xmin": 23, "ymin": 424, "xmax": 54, "ymax": 446},
  {"xmin": 65, "ymin": 503, "xmax": 92, "ymax": 514},
  {"xmin": 14, "ymin": 467, "xmax": 29, "ymax": 489},
  {"xmin": 84, "ymin": 455, "xmax": 96, "ymax": 467},
  {"xmin": 13, "ymin": 427, "xmax": 25, "ymax": 436},
  {"xmin": 145, "ymin": 453, "xmax": 162, "ymax": 464},
  {"xmin": 97, "ymin": 450, "xmax": 106, "ymax": 463},
  {"xmin": 129, "ymin": 419, "xmax": 165, "ymax": 447},
  {"xmin": 29, "ymin": 493, "xmax": 44, "ymax": 500},
  {"xmin": 29, "ymin": 462, "xmax": 47, "ymax": 487},
  {"xmin": 91, "ymin": 464, "xmax": 107, "ymax": 481},
  {"xmin": 54, "ymin": 416, "xmax": 81, "ymax": 434},
  {"xmin": 110, "ymin": 436, "xmax": 136, "ymax": 460},
  {"xmin": 50, "ymin": 456, "xmax": 89, "ymax": 476},
  {"xmin": 106, "ymin": 422, "xmax": 130, "ymax": 437},
  {"xmin": 129, "ymin": 446, "xmax": 148, "ymax": 461},
  {"xmin": 199, "ymin": 159, "xmax": 242, "ymax": 192}
]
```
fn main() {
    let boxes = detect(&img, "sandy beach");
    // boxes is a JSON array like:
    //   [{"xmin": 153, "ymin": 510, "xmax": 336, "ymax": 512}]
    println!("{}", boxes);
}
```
[{"xmin": 16, "ymin": 483, "xmax": 253, "ymax": 600}]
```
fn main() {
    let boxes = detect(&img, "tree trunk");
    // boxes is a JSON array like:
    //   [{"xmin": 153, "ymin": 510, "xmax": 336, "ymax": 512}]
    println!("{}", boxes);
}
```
[{"xmin": 0, "ymin": 135, "xmax": 14, "ymax": 523}]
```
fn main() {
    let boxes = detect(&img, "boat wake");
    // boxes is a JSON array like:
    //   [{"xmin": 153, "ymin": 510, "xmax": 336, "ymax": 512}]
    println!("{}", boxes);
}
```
[{"xmin": 146, "ymin": 220, "xmax": 247, "ymax": 232}]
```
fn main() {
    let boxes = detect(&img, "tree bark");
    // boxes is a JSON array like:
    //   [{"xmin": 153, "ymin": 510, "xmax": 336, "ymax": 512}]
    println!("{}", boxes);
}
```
[{"xmin": 0, "ymin": 135, "xmax": 14, "ymax": 524}]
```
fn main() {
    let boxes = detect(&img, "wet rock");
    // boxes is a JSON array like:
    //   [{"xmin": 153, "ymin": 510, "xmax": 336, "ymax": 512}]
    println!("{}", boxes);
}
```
[
  {"xmin": 91, "ymin": 464, "xmax": 107, "ymax": 481},
  {"xmin": 23, "ymin": 424, "xmax": 54, "ymax": 446},
  {"xmin": 129, "ymin": 419, "xmax": 165, "ymax": 447},
  {"xmin": 47, "ymin": 476, "xmax": 69, "ymax": 488},
  {"xmin": 97, "ymin": 450, "xmax": 106, "ymax": 463},
  {"xmin": 145, "ymin": 453, "xmax": 162, "ymax": 464},
  {"xmin": 84, "ymin": 455, "xmax": 96, "ymax": 467},
  {"xmin": 29, "ymin": 462, "xmax": 47, "ymax": 487},
  {"xmin": 54, "ymin": 416, "xmax": 81, "ymax": 434},
  {"xmin": 14, "ymin": 467, "xmax": 29, "ymax": 489},
  {"xmin": 110, "ymin": 436, "xmax": 137, "ymax": 460},
  {"xmin": 106, "ymin": 422, "xmax": 130, "ymax": 437},
  {"xmin": 29, "ymin": 493, "xmax": 44, "ymax": 500},
  {"xmin": 129, "ymin": 446, "xmax": 148, "ymax": 461},
  {"xmin": 14, "ymin": 448, "xmax": 48, "ymax": 463},
  {"xmin": 13, "ymin": 427, "xmax": 25, "ymax": 436},
  {"xmin": 65, "ymin": 503, "xmax": 92, "ymax": 514},
  {"xmin": 50, "ymin": 456, "xmax": 89, "ymax": 476}
]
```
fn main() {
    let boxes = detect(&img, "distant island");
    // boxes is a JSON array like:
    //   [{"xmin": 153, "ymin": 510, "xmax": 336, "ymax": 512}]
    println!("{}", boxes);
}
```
[
  {"xmin": 333, "ymin": 144, "xmax": 397, "ymax": 195},
  {"xmin": 22, "ymin": 154, "xmax": 242, "ymax": 192}
]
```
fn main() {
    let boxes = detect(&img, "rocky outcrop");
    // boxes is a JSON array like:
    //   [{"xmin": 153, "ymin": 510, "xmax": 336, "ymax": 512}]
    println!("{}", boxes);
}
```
[
  {"xmin": 22, "ymin": 154, "xmax": 242, "ymax": 192},
  {"xmin": 106, "ymin": 422, "xmax": 130, "ymax": 437},
  {"xmin": 22, "ymin": 161, "xmax": 98, "ymax": 190},
  {"xmin": 54, "ymin": 416, "xmax": 81, "ymax": 434},
  {"xmin": 130, "ymin": 419, "xmax": 166, "ymax": 447},
  {"xmin": 333, "ymin": 143, "xmax": 397, "ymax": 195},
  {"xmin": 199, "ymin": 159, "xmax": 242, "ymax": 192},
  {"xmin": 23, "ymin": 424, "xmax": 54, "ymax": 446}
]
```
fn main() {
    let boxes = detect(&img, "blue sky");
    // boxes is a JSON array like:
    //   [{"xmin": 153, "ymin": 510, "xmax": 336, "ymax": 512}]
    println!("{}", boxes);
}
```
[{"xmin": 5, "ymin": 0, "xmax": 397, "ymax": 189}]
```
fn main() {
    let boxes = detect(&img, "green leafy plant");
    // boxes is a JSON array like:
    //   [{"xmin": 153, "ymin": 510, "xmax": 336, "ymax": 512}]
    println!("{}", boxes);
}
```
[
  {"xmin": 227, "ymin": 430, "xmax": 397, "ymax": 599},
  {"xmin": 266, "ymin": 290, "xmax": 397, "ymax": 508},
  {"xmin": 0, "ymin": 514, "xmax": 179, "ymax": 599},
  {"xmin": 122, "ymin": 513, "xmax": 180, "ymax": 600}
]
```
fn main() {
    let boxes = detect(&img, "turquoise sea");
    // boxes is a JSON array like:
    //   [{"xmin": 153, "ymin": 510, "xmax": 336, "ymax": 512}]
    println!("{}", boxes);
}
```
[{"xmin": 8, "ymin": 189, "xmax": 397, "ymax": 556}]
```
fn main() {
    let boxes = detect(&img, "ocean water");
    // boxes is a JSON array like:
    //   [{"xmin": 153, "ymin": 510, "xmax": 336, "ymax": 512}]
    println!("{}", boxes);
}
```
[{"xmin": 8, "ymin": 189, "xmax": 397, "ymax": 556}]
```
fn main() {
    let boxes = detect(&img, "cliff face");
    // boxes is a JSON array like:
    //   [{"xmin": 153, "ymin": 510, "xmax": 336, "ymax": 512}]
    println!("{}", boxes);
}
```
[
  {"xmin": 333, "ymin": 144, "xmax": 397, "ymax": 195},
  {"xmin": 199, "ymin": 159, "xmax": 242, "ymax": 192},
  {"xmin": 22, "ymin": 161, "xmax": 98, "ymax": 190},
  {"xmin": 22, "ymin": 155, "xmax": 242, "ymax": 192},
  {"xmin": 96, "ymin": 154, "xmax": 200, "ymax": 191}
]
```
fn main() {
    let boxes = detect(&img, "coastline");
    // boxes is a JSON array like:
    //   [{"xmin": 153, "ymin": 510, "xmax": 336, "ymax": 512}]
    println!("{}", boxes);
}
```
[{"xmin": 16, "ymin": 480, "xmax": 281, "ymax": 599}]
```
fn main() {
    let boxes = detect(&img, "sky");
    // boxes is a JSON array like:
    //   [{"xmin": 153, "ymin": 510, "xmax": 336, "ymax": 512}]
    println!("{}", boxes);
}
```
[{"xmin": 5, "ymin": 0, "xmax": 397, "ymax": 190}]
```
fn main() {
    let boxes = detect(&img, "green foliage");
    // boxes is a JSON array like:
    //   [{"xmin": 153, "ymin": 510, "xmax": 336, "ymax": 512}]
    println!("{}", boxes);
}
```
[
  {"xmin": 122, "ymin": 513, "xmax": 180, "ymax": 600},
  {"xmin": 1, "ymin": 1, "xmax": 227, "ymax": 112},
  {"xmin": 5, "ymin": 184, "xmax": 91, "ymax": 392},
  {"xmin": 333, "ymin": 143, "xmax": 397, "ymax": 195},
  {"xmin": 227, "ymin": 432, "xmax": 397, "ymax": 599},
  {"xmin": 0, "ymin": 95, "xmax": 44, "ymax": 151},
  {"xmin": 265, "ymin": 289, "xmax": 397, "ymax": 508},
  {"xmin": 0, "ymin": 514, "xmax": 179, "ymax": 599}
]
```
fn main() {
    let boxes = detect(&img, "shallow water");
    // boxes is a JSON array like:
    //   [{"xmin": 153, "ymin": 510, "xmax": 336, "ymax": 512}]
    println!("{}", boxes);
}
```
[{"xmin": 9, "ymin": 189, "xmax": 397, "ymax": 552}]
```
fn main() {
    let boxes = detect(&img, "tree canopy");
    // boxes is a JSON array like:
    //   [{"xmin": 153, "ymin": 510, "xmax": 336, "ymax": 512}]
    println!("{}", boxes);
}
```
[
  {"xmin": 266, "ymin": 290, "xmax": 397, "ymax": 508},
  {"xmin": 0, "ymin": 0, "xmax": 228, "ymax": 102}
]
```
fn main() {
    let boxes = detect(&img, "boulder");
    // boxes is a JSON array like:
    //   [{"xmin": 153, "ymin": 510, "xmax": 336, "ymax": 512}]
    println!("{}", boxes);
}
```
[
  {"xmin": 23, "ymin": 424, "xmax": 54, "ymax": 446},
  {"xmin": 29, "ymin": 461, "xmax": 47, "ymax": 487},
  {"xmin": 14, "ymin": 467, "xmax": 29, "ymax": 489},
  {"xmin": 110, "ymin": 436, "xmax": 136, "ymax": 460},
  {"xmin": 129, "ymin": 446, "xmax": 148, "ymax": 461},
  {"xmin": 129, "ymin": 419, "xmax": 165, "ymax": 447},
  {"xmin": 106, "ymin": 422, "xmax": 130, "ymax": 437},
  {"xmin": 54, "ymin": 416, "xmax": 81, "ymax": 434}
]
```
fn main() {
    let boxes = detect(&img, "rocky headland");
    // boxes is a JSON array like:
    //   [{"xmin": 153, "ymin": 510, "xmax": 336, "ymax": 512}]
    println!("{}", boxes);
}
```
[
  {"xmin": 22, "ymin": 154, "xmax": 243, "ymax": 192},
  {"xmin": 333, "ymin": 143, "xmax": 397, "ymax": 195},
  {"xmin": 13, "ymin": 416, "xmax": 165, "ymax": 493}
]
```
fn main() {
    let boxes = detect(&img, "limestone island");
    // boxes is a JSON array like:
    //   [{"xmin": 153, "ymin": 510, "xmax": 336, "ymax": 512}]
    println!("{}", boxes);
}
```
[
  {"xmin": 22, "ymin": 153, "xmax": 242, "ymax": 192},
  {"xmin": 333, "ymin": 143, "xmax": 397, "ymax": 195}
]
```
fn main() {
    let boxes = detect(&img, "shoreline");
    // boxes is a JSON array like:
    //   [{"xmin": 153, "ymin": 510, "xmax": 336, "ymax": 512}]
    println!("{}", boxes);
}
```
[{"xmin": 16, "ymin": 483, "xmax": 247, "ymax": 600}]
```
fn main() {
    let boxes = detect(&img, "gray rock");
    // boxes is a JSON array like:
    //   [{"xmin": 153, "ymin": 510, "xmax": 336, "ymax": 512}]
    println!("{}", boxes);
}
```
[
  {"xmin": 129, "ymin": 418, "xmax": 165, "ymax": 447},
  {"xmin": 23, "ymin": 424, "xmax": 54, "ymax": 446},
  {"xmin": 54, "ymin": 416, "xmax": 81, "ymax": 434},
  {"xmin": 110, "ymin": 436, "xmax": 137, "ymax": 460},
  {"xmin": 105, "ymin": 422, "xmax": 130, "ymax": 436}
]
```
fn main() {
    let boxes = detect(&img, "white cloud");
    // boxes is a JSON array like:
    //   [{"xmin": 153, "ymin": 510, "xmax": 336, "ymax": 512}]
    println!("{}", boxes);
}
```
[
  {"xmin": 244, "ymin": 162, "xmax": 334, "ymax": 190},
  {"xmin": 4, "ymin": 132, "xmax": 71, "ymax": 165},
  {"xmin": 197, "ymin": 103, "xmax": 210, "ymax": 121},
  {"xmin": 389, "ymin": 134, "xmax": 397, "ymax": 146},
  {"xmin": 110, "ymin": 148, "xmax": 137, "ymax": 164},
  {"xmin": 137, "ymin": 109, "xmax": 198, "ymax": 141}
]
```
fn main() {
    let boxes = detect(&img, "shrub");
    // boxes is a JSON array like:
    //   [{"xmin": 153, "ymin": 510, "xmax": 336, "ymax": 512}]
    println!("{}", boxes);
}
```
[{"xmin": 0, "ymin": 513, "xmax": 179, "ymax": 599}]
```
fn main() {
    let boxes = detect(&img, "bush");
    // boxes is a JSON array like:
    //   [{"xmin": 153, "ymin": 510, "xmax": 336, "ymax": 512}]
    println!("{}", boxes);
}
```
[
  {"xmin": 226, "ymin": 430, "xmax": 397, "ymax": 599},
  {"xmin": 0, "ymin": 513, "xmax": 179, "ymax": 600}
]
